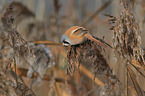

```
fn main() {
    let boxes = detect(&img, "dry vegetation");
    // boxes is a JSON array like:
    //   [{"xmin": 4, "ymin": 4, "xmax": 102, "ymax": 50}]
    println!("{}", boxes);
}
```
[{"xmin": 0, "ymin": 0, "xmax": 145, "ymax": 96}]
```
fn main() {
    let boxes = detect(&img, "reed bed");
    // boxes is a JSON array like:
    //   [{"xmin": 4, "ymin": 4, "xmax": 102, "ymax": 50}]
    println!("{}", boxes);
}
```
[{"xmin": 0, "ymin": 0, "xmax": 144, "ymax": 96}]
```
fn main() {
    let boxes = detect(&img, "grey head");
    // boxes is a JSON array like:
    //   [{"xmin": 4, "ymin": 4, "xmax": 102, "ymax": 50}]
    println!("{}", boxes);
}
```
[{"xmin": 61, "ymin": 34, "xmax": 71, "ymax": 46}]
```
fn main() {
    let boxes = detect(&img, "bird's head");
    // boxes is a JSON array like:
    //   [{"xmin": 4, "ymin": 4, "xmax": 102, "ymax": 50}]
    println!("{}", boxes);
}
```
[{"xmin": 61, "ymin": 26, "xmax": 88, "ymax": 46}]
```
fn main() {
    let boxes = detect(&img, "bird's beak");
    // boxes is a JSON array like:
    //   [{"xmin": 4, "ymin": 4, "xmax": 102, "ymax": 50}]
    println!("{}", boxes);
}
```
[
  {"xmin": 62, "ymin": 43, "xmax": 70, "ymax": 47},
  {"xmin": 62, "ymin": 43, "xmax": 65, "ymax": 46}
]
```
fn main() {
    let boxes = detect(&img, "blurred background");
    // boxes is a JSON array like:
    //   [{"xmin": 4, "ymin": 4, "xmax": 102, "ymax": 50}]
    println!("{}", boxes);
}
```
[{"xmin": 0, "ymin": 0, "xmax": 145, "ymax": 96}]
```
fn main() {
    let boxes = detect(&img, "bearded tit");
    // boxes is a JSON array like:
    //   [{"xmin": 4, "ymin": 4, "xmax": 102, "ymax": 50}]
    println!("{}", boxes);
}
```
[{"xmin": 61, "ymin": 26, "xmax": 107, "ymax": 47}]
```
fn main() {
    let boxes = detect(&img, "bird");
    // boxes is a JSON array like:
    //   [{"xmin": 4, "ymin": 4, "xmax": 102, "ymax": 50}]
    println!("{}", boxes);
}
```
[{"xmin": 61, "ymin": 26, "xmax": 107, "ymax": 47}]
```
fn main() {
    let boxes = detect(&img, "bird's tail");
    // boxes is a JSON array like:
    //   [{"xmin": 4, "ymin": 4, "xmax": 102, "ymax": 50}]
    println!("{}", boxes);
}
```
[{"xmin": 84, "ymin": 33, "xmax": 107, "ymax": 47}]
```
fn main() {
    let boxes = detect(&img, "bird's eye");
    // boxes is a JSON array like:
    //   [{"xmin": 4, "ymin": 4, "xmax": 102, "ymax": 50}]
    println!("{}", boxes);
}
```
[{"xmin": 63, "ymin": 40, "xmax": 70, "ymax": 44}]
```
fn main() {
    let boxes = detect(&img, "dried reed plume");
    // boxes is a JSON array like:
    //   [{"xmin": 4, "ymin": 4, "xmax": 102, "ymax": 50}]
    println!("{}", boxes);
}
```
[
  {"xmin": 66, "ymin": 39, "xmax": 122, "ymax": 95},
  {"xmin": 108, "ymin": 0, "xmax": 145, "ymax": 95}
]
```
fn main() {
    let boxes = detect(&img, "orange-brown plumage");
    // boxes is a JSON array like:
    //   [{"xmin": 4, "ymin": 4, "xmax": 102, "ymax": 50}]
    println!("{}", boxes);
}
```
[{"xmin": 61, "ymin": 26, "xmax": 106, "ymax": 47}]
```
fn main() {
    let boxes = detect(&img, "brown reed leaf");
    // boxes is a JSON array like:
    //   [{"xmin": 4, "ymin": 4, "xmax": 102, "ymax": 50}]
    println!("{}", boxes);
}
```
[
  {"xmin": 14, "ymin": 68, "xmax": 70, "ymax": 84},
  {"xmin": 127, "ymin": 65, "xmax": 144, "ymax": 96},
  {"xmin": 30, "ymin": 40, "xmax": 60, "ymax": 45},
  {"xmin": 75, "ymin": 62, "xmax": 104, "ymax": 87}
]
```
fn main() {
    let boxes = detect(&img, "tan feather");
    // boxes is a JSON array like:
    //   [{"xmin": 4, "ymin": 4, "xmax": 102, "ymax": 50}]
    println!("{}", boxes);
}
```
[{"xmin": 84, "ymin": 33, "xmax": 107, "ymax": 47}]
